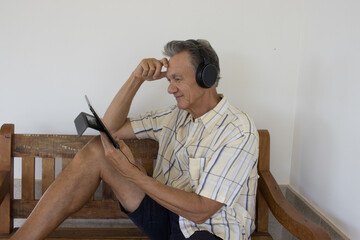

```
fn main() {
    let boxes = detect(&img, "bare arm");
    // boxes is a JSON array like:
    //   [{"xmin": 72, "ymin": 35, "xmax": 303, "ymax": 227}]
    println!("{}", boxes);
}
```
[
  {"xmin": 135, "ymin": 173, "xmax": 224, "ymax": 224},
  {"xmin": 101, "ymin": 58, "xmax": 223, "ymax": 223},
  {"xmin": 103, "ymin": 58, "xmax": 169, "ymax": 139},
  {"xmin": 100, "ymin": 134, "xmax": 224, "ymax": 224}
]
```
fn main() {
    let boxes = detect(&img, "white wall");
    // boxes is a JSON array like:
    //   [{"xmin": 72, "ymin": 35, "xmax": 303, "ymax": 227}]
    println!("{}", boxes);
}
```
[
  {"xmin": 2, "ymin": 0, "xmax": 358, "ymax": 238},
  {"xmin": 291, "ymin": 0, "xmax": 360, "ymax": 239},
  {"xmin": 0, "ymin": 0, "xmax": 302, "ymax": 184}
]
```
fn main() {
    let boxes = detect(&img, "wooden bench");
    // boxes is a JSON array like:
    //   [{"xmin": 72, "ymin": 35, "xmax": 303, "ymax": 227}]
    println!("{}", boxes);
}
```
[{"xmin": 0, "ymin": 123, "xmax": 330, "ymax": 239}]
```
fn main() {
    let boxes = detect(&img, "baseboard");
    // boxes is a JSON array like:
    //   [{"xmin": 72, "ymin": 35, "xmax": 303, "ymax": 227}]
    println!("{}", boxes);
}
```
[{"xmin": 276, "ymin": 185, "xmax": 349, "ymax": 240}]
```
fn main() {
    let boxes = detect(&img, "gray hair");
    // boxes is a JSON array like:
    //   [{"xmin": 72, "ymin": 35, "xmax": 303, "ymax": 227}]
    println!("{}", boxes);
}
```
[{"xmin": 163, "ymin": 39, "xmax": 221, "ymax": 86}]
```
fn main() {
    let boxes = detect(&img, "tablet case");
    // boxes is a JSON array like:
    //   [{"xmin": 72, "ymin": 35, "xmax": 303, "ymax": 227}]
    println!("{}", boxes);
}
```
[{"xmin": 74, "ymin": 112, "xmax": 103, "ymax": 136}]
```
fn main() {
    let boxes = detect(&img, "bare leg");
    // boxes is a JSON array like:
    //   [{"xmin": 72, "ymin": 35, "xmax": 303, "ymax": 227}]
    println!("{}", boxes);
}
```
[{"xmin": 11, "ymin": 136, "xmax": 145, "ymax": 240}]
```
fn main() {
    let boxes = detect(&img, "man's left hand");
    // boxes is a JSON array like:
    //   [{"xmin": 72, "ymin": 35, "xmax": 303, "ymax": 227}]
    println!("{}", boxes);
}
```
[{"xmin": 100, "ymin": 132, "xmax": 142, "ymax": 178}]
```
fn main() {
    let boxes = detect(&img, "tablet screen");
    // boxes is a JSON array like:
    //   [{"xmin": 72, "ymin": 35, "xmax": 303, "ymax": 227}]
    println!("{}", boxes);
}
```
[{"xmin": 85, "ymin": 95, "xmax": 120, "ymax": 149}]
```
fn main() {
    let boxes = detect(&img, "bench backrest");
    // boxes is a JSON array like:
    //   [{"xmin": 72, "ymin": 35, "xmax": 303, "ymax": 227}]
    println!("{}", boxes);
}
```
[{"xmin": 0, "ymin": 124, "xmax": 270, "ymax": 234}]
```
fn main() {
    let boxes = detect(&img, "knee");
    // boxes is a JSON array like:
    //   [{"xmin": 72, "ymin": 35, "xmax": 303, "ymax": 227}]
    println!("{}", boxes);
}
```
[{"xmin": 72, "ymin": 136, "xmax": 105, "ymax": 167}]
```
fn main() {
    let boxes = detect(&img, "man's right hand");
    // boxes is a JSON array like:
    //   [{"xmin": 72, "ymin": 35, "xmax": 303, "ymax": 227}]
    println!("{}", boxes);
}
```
[
  {"xmin": 103, "ymin": 58, "xmax": 169, "ymax": 137},
  {"xmin": 132, "ymin": 58, "xmax": 169, "ymax": 82}
]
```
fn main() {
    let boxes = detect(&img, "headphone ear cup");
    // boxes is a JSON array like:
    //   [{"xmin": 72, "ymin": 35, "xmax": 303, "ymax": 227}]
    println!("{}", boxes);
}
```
[{"xmin": 196, "ymin": 63, "xmax": 218, "ymax": 88}]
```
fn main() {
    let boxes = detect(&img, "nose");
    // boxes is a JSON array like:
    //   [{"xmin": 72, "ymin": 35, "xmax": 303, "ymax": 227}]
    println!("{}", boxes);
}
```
[{"xmin": 167, "ymin": 80, "xmax": 177, "ymax": 94}]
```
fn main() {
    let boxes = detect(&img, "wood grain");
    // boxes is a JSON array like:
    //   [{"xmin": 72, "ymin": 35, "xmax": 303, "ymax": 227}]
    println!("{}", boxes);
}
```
[
  {"xmin": 0, "ymin": 171, "xmax": 10, "ymax": 207},
  {"xmin": 0, "ymin": 123, "xmax": 331, "ymax": 239},
  {"xmin": 12, "ymin": 134, "xmax": 158, "ymax": 160},
  {"xmin": 259, "ymin": 170, "xmax": 330, "ymax": 239},
  {"xmin": 22, "ymin": 157, "xmax": 35, "ymax": 200},
  {"xmin": 0, "ymin": 124, "xmax": 14, "ymax": 234},
  {"xmin": 42, "ymin": 158, "xmax": 55, "ymax": 194},
  {"xmin": 12, "ymin": 200, "xmax": 128, "ymax": 219}
]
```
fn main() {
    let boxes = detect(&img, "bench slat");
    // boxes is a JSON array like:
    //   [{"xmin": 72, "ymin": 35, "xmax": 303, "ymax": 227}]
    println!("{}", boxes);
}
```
[
  {"xmin": 12, "ymin": 200, "xmax": 128, "ymax": 219},
  {"xmin": 47, "ymin": 228, "xmax": 148, "ymax": 239},
  {"xmin": 13, "ymin": 135, "xmax": 92, "ymax": 158},
  {"xmin": 12, "ymin": 135, "xmax": 158, "ymax": 159},
  {"xmin": 0, "ymin": 228, "xmax": 149, "ymax": 239},
  {"xmin": 21, "ymin": 157, "xmax": 35, "ymax": 200},
  {"xmin": 42, "ymin": 158, "xmax": 55, "ymax": 194}
]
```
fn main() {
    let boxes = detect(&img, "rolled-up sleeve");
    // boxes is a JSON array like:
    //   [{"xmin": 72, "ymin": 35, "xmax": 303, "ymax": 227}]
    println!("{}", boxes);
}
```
[{"xmin": 130, "ymin": 105, "xmax": 177, "ymax": 141}]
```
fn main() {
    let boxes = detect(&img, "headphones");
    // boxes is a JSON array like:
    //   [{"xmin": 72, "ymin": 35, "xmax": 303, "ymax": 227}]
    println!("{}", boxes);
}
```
[{"xmin": 187, "ymin": 39, "xmax": 218, "ymax": 88}]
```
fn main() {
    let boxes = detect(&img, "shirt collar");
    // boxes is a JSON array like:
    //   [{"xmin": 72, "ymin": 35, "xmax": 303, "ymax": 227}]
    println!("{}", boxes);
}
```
[
  {"xmin": 200, "ymin": 95, "xmax": 228, "ymax": 132},
  {"xmin": 180, "ymin": 95, "xmax": 228, "ymax": 131}
]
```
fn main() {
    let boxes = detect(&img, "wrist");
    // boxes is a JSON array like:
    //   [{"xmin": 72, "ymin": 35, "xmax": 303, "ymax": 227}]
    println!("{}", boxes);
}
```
[
  {"xmin": 130, "ymin": 72, "xmax": 146, "ymax": 85},
  {"xmin": 128, "ymin": 167, "xmax": 150, "ymax": 184}
]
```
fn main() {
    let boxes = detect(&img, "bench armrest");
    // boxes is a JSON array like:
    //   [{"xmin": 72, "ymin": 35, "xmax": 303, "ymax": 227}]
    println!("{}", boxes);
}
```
[
  {"xmin": 258, "ymin": 170, "xmax": 330, "ymax": 240},
  {"xmin": 0, "ymin": 171, "xmax": 10, "ymax": 204}
]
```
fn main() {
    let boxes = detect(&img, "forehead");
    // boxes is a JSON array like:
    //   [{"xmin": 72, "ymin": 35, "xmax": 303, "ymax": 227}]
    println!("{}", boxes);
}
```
[{"xmin": 166, "ymin": 51, "xmax": 195, "ymax": 77}]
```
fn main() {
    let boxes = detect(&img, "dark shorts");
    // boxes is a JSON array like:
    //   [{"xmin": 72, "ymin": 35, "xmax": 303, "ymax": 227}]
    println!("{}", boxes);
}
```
[{"xmin": 119, "ymin": 195, "xmax": 222, "ymax": 240}]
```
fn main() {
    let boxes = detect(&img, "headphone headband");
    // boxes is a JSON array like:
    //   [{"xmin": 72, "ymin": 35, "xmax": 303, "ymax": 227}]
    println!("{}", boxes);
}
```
[{"xmin": 187, "ymin": 39, "xmax": 210, "ymax": 65}]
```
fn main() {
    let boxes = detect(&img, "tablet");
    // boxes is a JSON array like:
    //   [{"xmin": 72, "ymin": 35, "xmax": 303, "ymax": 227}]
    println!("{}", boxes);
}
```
[
  {"xmin": 74, "ymin": 95, "xmax": 120, "ymax": 149},
  {"xmin": 85, "ymin": 95, "xmax": 120, "ymax": 149}
]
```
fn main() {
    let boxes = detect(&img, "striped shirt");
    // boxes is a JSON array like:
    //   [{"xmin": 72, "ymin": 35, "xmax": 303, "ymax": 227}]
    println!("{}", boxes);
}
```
[{"xmin": 130, "ymin": 97, "xmax": 259, "ymax": 240}]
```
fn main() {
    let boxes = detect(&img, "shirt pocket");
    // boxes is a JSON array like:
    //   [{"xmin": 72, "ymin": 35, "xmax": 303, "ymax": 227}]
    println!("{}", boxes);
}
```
[{"xmin": 188, "ymin": 157, "xmax": 206, "ymax": 190}]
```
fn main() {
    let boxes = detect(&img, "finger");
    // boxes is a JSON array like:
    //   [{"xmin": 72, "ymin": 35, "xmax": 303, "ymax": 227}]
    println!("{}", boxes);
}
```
[
  {"xmin": 160, "ymin": 58, "xmax": 169, "ymax": 68},
  {"xmin": 157, "ymin": 71, "xmax": 167, "ymax": 79},
  {"xmin": 140, "ymin": 58, "xmax": 155, "ymax": 77},
  {"xmin": 147, "ymin": 61, "xmax": 156, "ymax": 78},
  {"xmin": 102, "ymin": 133, "xmax": 127, "ymax": 155},
  {"xmin": 153, "ymin": 58, "xmax": 168, "ymax": 79},
  {"xmin": 141, "ymin": 62, "xmax": 150, "ymax": 77},
  {"xmin": 153, "ymin": 60, "xmax": 164, "ymax": 79},
  {"xmin": 101, "ymin": 132, "xmax": 117, "ymax": 156},
  {"xmin": 100, "ymin": 133, "xmax": 110, "ymax": 150}
]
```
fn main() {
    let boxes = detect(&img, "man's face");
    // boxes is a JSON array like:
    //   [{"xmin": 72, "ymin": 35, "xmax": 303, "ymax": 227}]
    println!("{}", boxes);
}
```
[{"xmin": 166, "ymin": 51, "xmax": 206, "ymax": 116}]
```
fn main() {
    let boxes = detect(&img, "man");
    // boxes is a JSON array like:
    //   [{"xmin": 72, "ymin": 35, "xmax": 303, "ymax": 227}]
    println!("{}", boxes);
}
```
[{"xmin": 11, "ymin": 39, "xmax": 259, "ymax": 240}]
